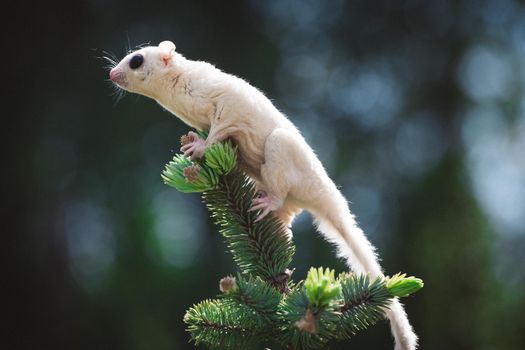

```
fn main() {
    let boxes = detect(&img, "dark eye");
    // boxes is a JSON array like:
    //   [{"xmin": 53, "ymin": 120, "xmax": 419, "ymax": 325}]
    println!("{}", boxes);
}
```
[{"xmin": 129, "ymin": 54, "xmax": 144, "ymax": 69}]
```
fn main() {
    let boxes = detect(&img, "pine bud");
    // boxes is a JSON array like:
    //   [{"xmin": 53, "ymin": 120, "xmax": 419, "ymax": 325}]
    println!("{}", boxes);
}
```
[
  {"xmin": 304, "ymin": 267, "xmax": 341, "ymax": 308},
  {"xmin": 183, "ymin": 165, "xmax": 201, "ymax": 183},
  {"xmin": 386, "ymin": 273, "xmax": 424, "ymax": 297},
  {"xmin": 180, "ymin": 134, "xmax": 191, "ymax": 146},
  {"xmin": 219, "ymin": 276, "xmax": 237, "ymax": 293},
  {"xmin": 295, "ymin": 309, "xmax": 316, "ymax": 333}
]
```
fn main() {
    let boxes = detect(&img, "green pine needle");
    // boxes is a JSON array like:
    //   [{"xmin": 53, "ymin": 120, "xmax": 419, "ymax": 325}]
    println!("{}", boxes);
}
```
[
  {"xmin": 202, "ymin": 170, "xmax": 295, "ymax": 281},
  {"xmin": 277, "ymin": 284, "xmax": 340, "ymax": 349},
  {"xmin": 385, "ymin": 273, "xmax": 424, "ymax": 297},
  {"xmin": 161, "ymin": 154, "xmax": 218, "ymax": 193},
  {"xmin": 304, "ymin": 267, "xmax": 342, "ymax": 308},
  {"xmin": 223, "ymin": 274, "xmax": 282, "ymax": 324},
  {"xmin": 204, "ymin": 141, "xmax": 237, "ymax": 175},
  {"xmin": 161, "ymin": 139, "xmax": 237, "ymax": 193},
  {"xmin": 336, "ymin": 273, "xmax": 391, "ymax": 338},
  {"xmin": 184, "ymin": 299, "xmax": 267, "ymax": 349}
]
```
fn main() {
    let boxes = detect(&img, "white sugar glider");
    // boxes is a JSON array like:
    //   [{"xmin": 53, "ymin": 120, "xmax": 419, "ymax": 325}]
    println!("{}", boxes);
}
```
[{"xmin": 109, "ymin": 40, "xmax": 418, "ymax": 349}]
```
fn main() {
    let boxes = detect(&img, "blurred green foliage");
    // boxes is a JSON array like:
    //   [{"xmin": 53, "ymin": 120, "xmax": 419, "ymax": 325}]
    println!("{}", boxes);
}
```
[{"xmin": 5, "ymin": 0, "xmax": 525, "ymax": 349}]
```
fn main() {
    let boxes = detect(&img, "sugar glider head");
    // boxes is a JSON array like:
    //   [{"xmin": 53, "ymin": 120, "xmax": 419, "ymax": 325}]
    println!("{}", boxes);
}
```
[{"xmin": 109, "ymin": 41, "xmax": 177, "ymax": 97}]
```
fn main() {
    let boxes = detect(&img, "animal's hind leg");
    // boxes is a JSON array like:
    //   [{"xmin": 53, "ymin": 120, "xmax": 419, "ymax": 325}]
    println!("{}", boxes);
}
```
[
  {"xmin": 249, "ymin": 128, "xmax": 303, "ymax": 223},
  {"xmin": 273, "ymin": 205, "xmax": 302, "ymax": 227}
]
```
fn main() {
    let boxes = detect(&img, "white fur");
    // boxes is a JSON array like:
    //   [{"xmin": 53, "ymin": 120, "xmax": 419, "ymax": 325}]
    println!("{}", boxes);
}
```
[{"xmin": 110, "ymin": 41, "xmax": 418, "ymax": 349}]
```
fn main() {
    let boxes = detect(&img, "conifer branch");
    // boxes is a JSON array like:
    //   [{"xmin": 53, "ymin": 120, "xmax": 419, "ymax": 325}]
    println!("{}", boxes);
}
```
[
  {"xmin": 203, "ymin": 169, "xmax": 295, "ymax": 282},
  {"xmin": 162, "ymin": 133, "xmax": 424, "ymax": 349},
  {"xmin": 222, "ymin": 274, "xmax": 281, "ymax": 324},
  {"xmin": 184, "ymin": 299, "xmax": 264, "ymax": 349}
]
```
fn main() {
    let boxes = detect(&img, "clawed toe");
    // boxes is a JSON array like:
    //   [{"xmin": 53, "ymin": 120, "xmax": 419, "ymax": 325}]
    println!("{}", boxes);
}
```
[
  {"xmin": 248, "ymin": 202, "xmax": 268, "ymax": 212},
  {"xmin": 251, "ymin": 197, "xmax": 267, "ymax": 206},
  {"xmin": 249, "ymin": 191, "xmax": 276, "ymax": 222},
  {"xmin": 254, "ymin": 207, "xmax": 272, "ymax": 222},
  {"xmin": 180, "ymin": 132, "xmax": 206, "ymax": 160}
]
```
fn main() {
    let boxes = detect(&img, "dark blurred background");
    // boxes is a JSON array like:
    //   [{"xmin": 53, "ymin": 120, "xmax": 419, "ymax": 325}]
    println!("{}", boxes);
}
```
[{"xmin": 4, "ymin": 0, "xmax": 525, "ymax": 349}]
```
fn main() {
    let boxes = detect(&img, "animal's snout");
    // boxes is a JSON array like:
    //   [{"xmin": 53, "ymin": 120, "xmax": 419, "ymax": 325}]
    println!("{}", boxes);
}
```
[{"xmin": 109, "ymin": 68, "xmax": 126, "ymax": 86}]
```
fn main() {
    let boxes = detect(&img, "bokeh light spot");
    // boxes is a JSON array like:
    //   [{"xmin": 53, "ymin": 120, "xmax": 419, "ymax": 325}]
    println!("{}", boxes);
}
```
[{"xmin": 61, "ymin": 200, "xmax": 116, "ymax": 291}]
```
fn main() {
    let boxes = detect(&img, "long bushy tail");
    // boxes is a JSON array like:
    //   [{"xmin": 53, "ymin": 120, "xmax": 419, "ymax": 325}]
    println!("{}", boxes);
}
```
[{"xmin": 311, "ymin": 189, "xmax": 418, "ymax": 350}]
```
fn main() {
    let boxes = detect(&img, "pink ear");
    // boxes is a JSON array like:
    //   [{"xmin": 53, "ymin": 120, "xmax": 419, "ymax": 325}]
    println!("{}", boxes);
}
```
[{"xmin": 159, "ymin": 40, "xmax": 176, "ymax": 65}]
